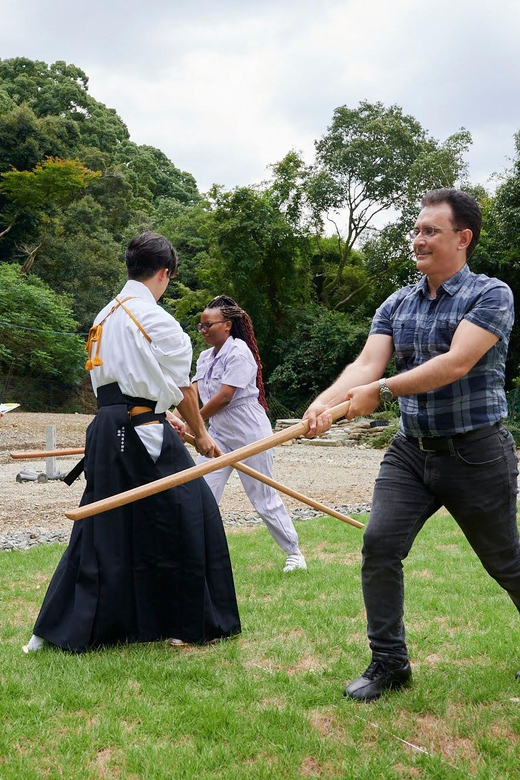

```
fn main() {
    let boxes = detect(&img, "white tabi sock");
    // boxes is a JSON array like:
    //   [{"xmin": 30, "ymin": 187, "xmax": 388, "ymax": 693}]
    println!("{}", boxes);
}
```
[{"xmin": 22, "ymin": 634, "xmax": 46, "ymax": 653}]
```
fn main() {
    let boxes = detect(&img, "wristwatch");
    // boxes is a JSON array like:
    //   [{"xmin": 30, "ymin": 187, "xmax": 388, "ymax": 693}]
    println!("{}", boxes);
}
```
[{"xmin": 378, "ymin": 378, "xmax": 394, "ymax": 403}]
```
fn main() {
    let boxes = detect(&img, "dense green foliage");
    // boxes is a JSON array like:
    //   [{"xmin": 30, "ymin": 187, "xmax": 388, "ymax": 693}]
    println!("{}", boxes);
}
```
[
  {"xmin": 470, "ymin": 136, "xmax": 520, "ymax": 386},
  {"xmin": 1, "ymin": 56, "xmax": 519, "ymax": 412},
  {"xmin": 0, "ymin": 57, "xmax": 199, "ymax": 336},
  {"xmin": 0, "ymin": 264, "xmax": 85, "ymax": 407},
  {"xmin": 269, "ymin": 102, "xmax": 471, "ymax": 308},
  {"xmin": 268, "ymin": 305, "xmax": 370, "ymax": 409}
]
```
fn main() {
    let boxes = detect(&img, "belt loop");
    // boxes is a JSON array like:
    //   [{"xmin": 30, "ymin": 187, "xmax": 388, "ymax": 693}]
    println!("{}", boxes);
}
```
[{"xmin": 448, "ymin": 438, "xmax": 456, "ymax": 457}]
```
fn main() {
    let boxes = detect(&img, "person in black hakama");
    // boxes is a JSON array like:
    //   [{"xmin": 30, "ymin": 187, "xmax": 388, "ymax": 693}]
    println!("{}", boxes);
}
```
[{"xmin": 24, "ymin": 232, "xmax": 241, "ymax": 652}]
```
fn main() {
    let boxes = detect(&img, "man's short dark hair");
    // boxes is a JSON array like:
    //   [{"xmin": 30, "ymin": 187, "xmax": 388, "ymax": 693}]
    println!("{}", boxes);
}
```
[
  {"xmin": 125, "ymin": 231, "xmax": 179, "ymax": 280},
  {"xmin": 421, "ymin": 188, "xmax": 482, "ymax": 258}
]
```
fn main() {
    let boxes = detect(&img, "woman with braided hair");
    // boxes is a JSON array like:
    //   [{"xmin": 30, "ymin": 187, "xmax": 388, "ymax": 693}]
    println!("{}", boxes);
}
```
[{"xmin": 191, "ymin": 295, "xmax": 307, "ymax": 572}]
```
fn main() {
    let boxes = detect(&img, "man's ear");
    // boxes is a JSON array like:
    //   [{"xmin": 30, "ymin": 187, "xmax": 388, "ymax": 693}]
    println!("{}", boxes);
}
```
[{"xmin": 458, "ymin": 228, "xmax": 473, "ymax": 251}]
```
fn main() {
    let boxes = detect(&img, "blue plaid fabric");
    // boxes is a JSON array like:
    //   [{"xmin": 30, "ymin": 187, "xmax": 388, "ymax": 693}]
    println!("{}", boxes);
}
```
[{"xmin": 370, "ymin": 264, "xmax": 514, "ymax": 436}]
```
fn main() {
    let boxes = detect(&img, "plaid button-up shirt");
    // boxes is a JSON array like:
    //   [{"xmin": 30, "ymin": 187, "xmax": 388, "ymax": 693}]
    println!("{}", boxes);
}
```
[{"xmin": 370, "ymin": 264, "xmax": 514, "ymax": 437}]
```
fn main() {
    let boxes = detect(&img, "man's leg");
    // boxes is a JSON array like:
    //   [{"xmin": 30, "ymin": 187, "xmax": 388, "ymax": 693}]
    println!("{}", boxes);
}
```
[
  {"xmin": 438, "ymin": 427, "xmax": 520, "ymax": 611},
  {"xmin": 345, "ymin": 435, "xmax": 441, "ymax": 701}
]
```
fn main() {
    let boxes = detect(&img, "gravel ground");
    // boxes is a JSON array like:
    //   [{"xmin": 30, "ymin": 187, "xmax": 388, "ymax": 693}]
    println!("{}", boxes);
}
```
[{"xmin": 0, "ymin": 412, "xmax": 384, "ymax": 550}]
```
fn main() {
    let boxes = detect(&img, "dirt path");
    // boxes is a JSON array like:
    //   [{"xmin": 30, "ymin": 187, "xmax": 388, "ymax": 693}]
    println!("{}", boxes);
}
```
[{"xmin": 0, "ymin": 412, "xmax": 384, "ymax": 537}]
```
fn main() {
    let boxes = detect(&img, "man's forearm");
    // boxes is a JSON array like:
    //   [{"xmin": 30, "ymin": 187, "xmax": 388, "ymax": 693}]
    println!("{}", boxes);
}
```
[
  {"xmin": 346, "ymin": 355, "xmax": 467, "ymax": 420},
  {"xmin": 304, "ymin": 333, "xmax": 394, "ymax": 434},
  {"xmin": 317, "ymin": 365, "xmax": 382, "ymax": 408},
  {"xmin": 385, "ymin": 320, "xmax": 499, "ymax": 398},
  {"xmin": 385, "ymin": 353, "xmax": 468, "ymax": 398}
]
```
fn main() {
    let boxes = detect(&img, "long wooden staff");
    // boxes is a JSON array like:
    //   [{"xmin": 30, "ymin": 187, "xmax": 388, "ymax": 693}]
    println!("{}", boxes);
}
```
[
  {"xmin": 10, "ymin": 448, "xmax": 84, "ymax": 459},
  {"xmin": 147, "ymin": 433, "xmax": 361, "ymax": 527},
  {"xmin": 10, "ymin": 419, "xmax": 362, "ymax": 529},
  {"xmin": 10, "ymin": 438, "xmax": 362, "ymax": 529},
  {"xmin": 64, "ymin": 400, "xmax": 352, "ymax": 522},
  {"xmin": 229, "ymin": 459, "xmax": 362, "ymax": 528}
]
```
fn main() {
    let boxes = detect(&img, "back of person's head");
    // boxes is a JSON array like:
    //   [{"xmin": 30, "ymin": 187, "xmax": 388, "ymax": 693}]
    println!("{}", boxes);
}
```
[
  {"xmin": 125, "ymin": 231, "xmax": 179, "ymax": 280},
  {"xmin": 421, "ymin": 188, "xmax": 482, "ymax": 258}
]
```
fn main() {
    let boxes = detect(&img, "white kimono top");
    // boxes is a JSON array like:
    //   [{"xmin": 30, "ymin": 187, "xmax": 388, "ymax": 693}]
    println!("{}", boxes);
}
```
[{"xmin": 90, "ymin": 279, "xmax": 192, "ymax": 413}]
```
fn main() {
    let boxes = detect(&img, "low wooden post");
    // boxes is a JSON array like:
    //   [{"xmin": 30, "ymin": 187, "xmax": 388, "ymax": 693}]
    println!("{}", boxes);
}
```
[{"xmin": 45, "ymin": 425, "xmax": 59, "ymax": 479}]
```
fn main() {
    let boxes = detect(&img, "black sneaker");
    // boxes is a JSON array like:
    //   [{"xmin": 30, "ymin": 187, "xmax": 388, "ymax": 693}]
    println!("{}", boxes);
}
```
[{"xmin": 343, "ymin": 657, "xmax": 412, "ymax": 701}]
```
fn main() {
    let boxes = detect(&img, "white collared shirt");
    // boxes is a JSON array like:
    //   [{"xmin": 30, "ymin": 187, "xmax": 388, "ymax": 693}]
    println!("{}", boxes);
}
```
[{"xmin": 89, "ymin": 280, "xmax": 192, "ymax": 412}]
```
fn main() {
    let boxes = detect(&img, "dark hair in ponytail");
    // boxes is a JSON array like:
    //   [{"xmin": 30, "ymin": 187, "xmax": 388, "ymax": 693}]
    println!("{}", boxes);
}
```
[{"xmin": 206, "ymin": 295, "xmax": 268, "ymax": 411}]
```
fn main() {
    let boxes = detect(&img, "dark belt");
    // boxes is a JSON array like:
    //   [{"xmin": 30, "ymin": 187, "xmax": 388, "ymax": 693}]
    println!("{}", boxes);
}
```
[
  {"xmin": 407, "ymin": 422, "xmax": 501, "ymax": 453},
  {"xmin": 97, "ymin": 382, "xmax": 157, "ymax": 410},
  {"xmin": 64, "ymin": 384, "xmax": 164, "ymax": 485}
]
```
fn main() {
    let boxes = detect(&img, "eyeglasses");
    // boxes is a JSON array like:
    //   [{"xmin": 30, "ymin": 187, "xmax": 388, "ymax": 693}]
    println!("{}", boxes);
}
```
[
  {"xmin": 408, "ymin": 226, "xmax": 462, "ymax": 240},
  {"xmin": 196, "ymin": 320, "xmax": 227, "ymax": 332}
]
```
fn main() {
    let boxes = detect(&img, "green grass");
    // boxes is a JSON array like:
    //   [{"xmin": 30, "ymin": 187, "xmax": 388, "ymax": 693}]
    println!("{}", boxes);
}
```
[{"xmin": 1, "ymin": 512, "xmax": 520, "ymax": 779}]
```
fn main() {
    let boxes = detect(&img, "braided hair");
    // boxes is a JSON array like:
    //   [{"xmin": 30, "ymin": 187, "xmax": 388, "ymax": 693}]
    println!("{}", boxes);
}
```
[{"xmin": 206, "ymin": 295, "xmax": 268, "ymax": 411}]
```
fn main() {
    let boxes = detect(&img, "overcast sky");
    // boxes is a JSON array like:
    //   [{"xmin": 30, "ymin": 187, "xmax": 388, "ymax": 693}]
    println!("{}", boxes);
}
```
[{"xmin": 1, "ymin": 0, "xmax": 519, "ymax": 196}]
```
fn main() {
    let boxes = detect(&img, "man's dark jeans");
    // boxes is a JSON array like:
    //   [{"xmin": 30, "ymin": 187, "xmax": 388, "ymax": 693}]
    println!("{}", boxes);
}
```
[{"xmin": 363, "ymin": 425, "xmax": 520, "ymax": 660}]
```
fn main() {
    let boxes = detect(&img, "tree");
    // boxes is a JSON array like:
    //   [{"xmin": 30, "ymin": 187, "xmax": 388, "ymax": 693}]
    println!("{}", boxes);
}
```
[
  {"xmin": 470, "ymin": 137, "xmax": 520, "ymax": 385},
  {"xmin": 34, "ymin": 195, "xmax": 127, "ymax": 332},
  {"xmin": 113, "ymin": 143, "xmax": 200, "ymax": 206},
  {"xmin": 0, "ymin": 263, "xmax": 84, "ymax": 385},
  {"xmin": 0, "ymin": 57, "xmax": 210, "ymax": 408},
  {"xmin": 0, "ymin": 157, "xmax": 102, "ymax": 275},
  {"xmin": 195, "ymin": 186, "xmax": 312, "ymax": 371},
  {"xmin": 0, "ymin": 156, "xmax": 100, "ymax": 210},
  {"xmin": 270, "ymin": 101, "xmax": 471, "ymax": 307},
  {"xmin": 0, "ymin": 57, "xmax": 129, "ymax": 155},
  {"xmin": 0, "ymin": 57, "xmax": 202, "ymax": 332},
  {"xmin": 267, "ymin": 304, "xmax": 370, "ymax": 410},
  {"xmin": 158, "ymin": 199, "xmax": 214, "ymax": 293},
  {"xmin": 358, "ymin": 220, "xmax": 422, "ymax": 309}
]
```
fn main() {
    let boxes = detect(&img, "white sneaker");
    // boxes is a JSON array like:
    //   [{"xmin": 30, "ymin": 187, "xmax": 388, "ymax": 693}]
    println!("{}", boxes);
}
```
[
  {"xmin": 168, "ymin": 638, "xmax": 188, "ymax": 647},
  {"xmin": 283, "ymin": 551, "xmax": 307, "ymax": 572},
  {"xmin": 22, "ymin": 634, "xmax": 46, "ymax": 653}
]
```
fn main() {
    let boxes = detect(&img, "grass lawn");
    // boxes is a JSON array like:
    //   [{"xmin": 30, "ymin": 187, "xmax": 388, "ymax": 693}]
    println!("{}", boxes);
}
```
[{"xmin": 1, "ymin": 512, "xmax": 520, "ymax": 779}]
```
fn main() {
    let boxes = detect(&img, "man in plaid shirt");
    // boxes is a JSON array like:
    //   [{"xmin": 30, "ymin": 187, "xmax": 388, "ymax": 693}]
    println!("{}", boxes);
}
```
[{"xmin": 305, "ymin": 188, "xmax": 519, "ymax": 701}]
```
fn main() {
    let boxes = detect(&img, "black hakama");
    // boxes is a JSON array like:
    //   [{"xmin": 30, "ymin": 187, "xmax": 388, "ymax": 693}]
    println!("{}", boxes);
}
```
[{"xmin": 33, "ymin": 401, "xmax": 241, "ymax": 652}]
